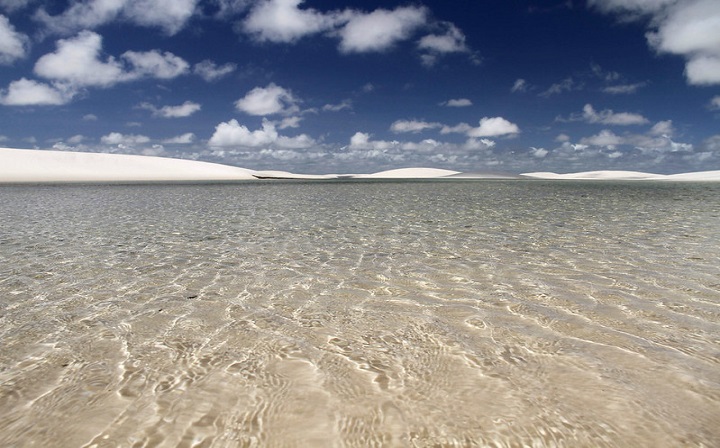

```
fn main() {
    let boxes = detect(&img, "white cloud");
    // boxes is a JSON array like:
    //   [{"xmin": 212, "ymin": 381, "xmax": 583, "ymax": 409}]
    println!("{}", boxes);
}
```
[
  {"xmin": 417, "ymin": 22, "xmax": 469, "ymax": 66},
  {"xmin": 35, "ymin": 0, "xmax": 198, "ymax": 36},
  {"xmin": 577, "ymin": 127, "xmax": 693, "ymax": 154},
  {"xmin": 33, "ymin": 31, "xmax": 189, "ymax": 88},
  {"xmin": 208, "ymin": 118, "xmax": 315, "ymax": 149},
  {"xmin": 540, "ymin": 77, "xmax": 580, "ymax": 97},
  {"xmin": 122, "ymin": 50, "xmax": 189, "ymax": 79},
  {"xmin": 34, "ymin": 31, "xmax": 125, "ymax": 87},
  {"xmin": 390, "ymin": 119, "xmax": 441, "ymax": 133},
  {"xmin": 648, "ymin": 120, "xmax": 674, "ymax": 137},
  {"xmin": 580, "ymin": 129, "xmax": 624, "ymax": 149},
  {"xmin": 193, "ymin": 60, "xmax": 236, "ymax": 81},
  {"xmin": 210, "ymin": 119, "xmax": 276, "ymax": 147},
  {"xmin": 710, "ymin": 95, "xmax": 720, "ymax": 110},
  {"xmin": 418, "ymin": 23, "xmax": 467, "ymax": 54},
  {"xmin": 440, "ymin": 122, "xmax": 473, "ymax": 134},
  {"xmin": 163, "ymin": 132, "xmax": 195, "ymax": 144},
  {"xmin": 603, "ymin": 82, "xmax": 646, "ymax": 94},
  {"xmin": 592, "ymin": 0, "xmax": 720, "ymax": 86},
  {"xmin": 467, "ymin": 117, "xmax": 520, "ymax": 137},
  {"xmin": 441, "ymin": 98, "xmax": 472, "ymax": 107},
  {"xmin": 67, "ymin": 134, "xmax": 85, "ymax": 144},
  {"xmin": 0, "ymin": 0, "xmax": 35, "ymax": 12},
  {"xmin": 338, "ymin": 6, "xmax": 427, "ymax": 54},
  {"xmin": 101, "ymin": 132, "xmax": 150, "ymax": 145},
  {"xmin": 140, "ymin": 100, "xmax": 201, "ymax": 118},
  {"xmin": 83, "ymin": 113, "xmax": 98, "ymax": 121},
  {"xmin": 530, "ymin": 147, "xmax": 549, "ymax": 158},
  {"xmin": 555, "ymin": 133, "xmax": 570, "ymax": 142},
  {"xmin": 242, "ymin": 0, "xmax": 338, "ymax": 43},
  {"xmin": 235, "ymin": 83, "xmax": 298, "ymax": 116},
  {"xmin": 279, "ymin": 116, "xmax": 301, "ymax": 129},
  {"xmin": 348, "ymin": 132, "xmax": 398, "ymax": 151},
  {"xmin": 0, "ymin": 78, "xmax": 74, "ymax": 105},
  {"xmin": 0, "ymin": 15, "xmax": 29, "ymax": 64},
  {"xmin": 511, "ymin": 78, "xmax": 528, "ymax": 93},
  {"xmin": 34, "ymin": 0, "xmax": 124, "ymax": 34},
  {"xmin": 121, "ymin": 0, "xmax": 198, "ymax": 35},
  {"xmin": 322, "ymin": 99, "xmax": 352, "ymax": 112},
  {"xmin": 685, "ymin": 55, "xmax": 720, "ymax": 85},
  {"xmin": 212, "ymin": 0, "xmax": 251, "ymax": 17},
  {"xmin": 581, "ymin": 104, "xmax": 649, "ymax": 125}
]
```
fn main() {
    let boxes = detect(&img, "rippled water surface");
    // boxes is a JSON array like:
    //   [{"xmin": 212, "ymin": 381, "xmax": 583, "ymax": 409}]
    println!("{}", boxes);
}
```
[{"xmin": 1, "ymin": 180, "xmax": 719, "ymax": 447}]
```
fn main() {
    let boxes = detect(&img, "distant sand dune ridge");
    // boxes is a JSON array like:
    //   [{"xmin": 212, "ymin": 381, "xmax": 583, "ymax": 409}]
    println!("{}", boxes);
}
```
[{"xmin": 1, "ymin": 148, "xmax": 719, "ymax": 182}]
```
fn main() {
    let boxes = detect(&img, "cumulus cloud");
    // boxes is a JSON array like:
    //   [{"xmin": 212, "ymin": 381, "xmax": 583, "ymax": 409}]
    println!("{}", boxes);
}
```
[
  {"xmin": 577, "ymin": 127, "xmax": 693, "ymax": 154},
  {"xmin": 163, "ymin": 132, "xmax": 195, "ymax": 144},
  {"xmin": 348, "ymin": 132, "xmax": 398, "ymax": 151},
  {"xmin": 648, "ymin": 120, "xmax": 674, "ymax": 137},
  {"xmin": 441, "ymin": 118, "xmax": 519, "ymax": 138},
  {"xmin": 685, "ymin": 56, "xmax": 720, "ymax": 85},
  {"xmin": 101, "ymin": 132, "xmax": 151, "ymax": 145},
  {"xmin": 208, "ymin": 118, "xmax": 315, "ymax": 149},
  {"xmin": 242, "ymin": 0, "xmax": 338, "ymax": 43},
  {"xmin": 467, "ymin": 117, "xmax": 520, "ymax": 137},
  {"xmin": 122, "ymin": 50, "xmax": 189, "ymax": 79},
  {"xmin": 590, "ymin": 0, "xmax": 720, "ymax": 86},
  {"xmin": 0, "ymin": 78, "xmax": 74, "ymax": 105},
  {"xmin": 278, "ymin": 116, "xmax": 302, "ymax": 129},
  {"xmin": 34, "ymin": 0, "xmax": 198, "ymax": 35},
  {"xmin": 581, "ymin": 104, "xmax": 649, "ymax": 125},
  {"xmin": 139, "ymin": 100, "xmax": 201, "ymax": 118},
  {"xmin": 193, "ymin": 60, "xmax": 236, "ymax": 81},
  {"xmin": 390, "ymin": 119, "xmax": 441, "ymax": 133},
  {"xmin": 33, "ymin": 31, "xmax": 188, "ymax": 88},
  {"xmin": 338, "ymin": 6, "xmax": 427, "ymax": 53},
  {"xmin": 34, "ymin": 31, "xmax": 124, "ymax": 87},
  {"xmin": 122, "ymin": 0, "xmax": 198, "ymax": 34},
  {"xmin": 530, "ymin": 147, "xmax": 549, "ymax": 158},
  {"xmin": 235, "ymin": 83, "xmax": 298, "ymax": 116},
  {"xmin": 441, "ymin": 98, "xmax": 472, "ymax": 107},
  {"xmin": 0, "ymin": 15, "xmax": 29, "ymax": 64},
  {"xmin": 580, "ymin": 129, "xmax": 625, "ymax": 149}
]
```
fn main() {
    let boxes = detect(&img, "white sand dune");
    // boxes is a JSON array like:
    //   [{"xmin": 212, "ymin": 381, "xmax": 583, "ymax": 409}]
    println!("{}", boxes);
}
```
[
  {"xmin": 520, "ymin": 170, "xmax": 720, "ymax": 181},
  {"xmin": 0, "ymin": 147, "xmax": 256, "ymax": 183},
  {"xmin": 445, "ymin": 172, "xmax": 519, "ymax": 179},
  {"xmin": 2, "ymin": 147, "xmax": 719, "ymax": 183},
  {"xmin": 251, "ymin": 170, "xmax": 340, "ymax": 180},
  {"xmin": 353, "ymin": 168, "xmax": 460, "ymax": 178},
  {"xmin": 665, "ymin": 170, "xmax": 720, "ymax": 181}
]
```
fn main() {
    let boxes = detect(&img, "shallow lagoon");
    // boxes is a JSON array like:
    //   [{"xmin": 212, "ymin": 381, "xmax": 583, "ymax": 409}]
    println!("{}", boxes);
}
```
[{"xmin": 1, "ymin": 180, "xmax": 719, "ymax": 447}]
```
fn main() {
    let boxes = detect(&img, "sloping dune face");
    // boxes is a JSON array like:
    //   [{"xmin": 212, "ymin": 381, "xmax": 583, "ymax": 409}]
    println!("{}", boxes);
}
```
[
  {"xmin": 356, "ymin": 168, "xmax": 460, "ymax": 178},
  {"xmin": 0, "ymin": 148, "xmax": 257, "ymax": 183}
]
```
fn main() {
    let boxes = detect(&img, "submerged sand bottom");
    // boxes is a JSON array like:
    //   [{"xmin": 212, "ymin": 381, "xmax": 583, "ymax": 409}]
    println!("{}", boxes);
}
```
[{"xmin": 1, "ymin": 181, "xmax": 719, "ymax": 447}]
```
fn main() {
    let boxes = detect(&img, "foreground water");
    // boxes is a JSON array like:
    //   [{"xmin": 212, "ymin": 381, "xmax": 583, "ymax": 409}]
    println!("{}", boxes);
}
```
[{"xmin": 1, "ymin": 180, "xmax": 719, "ymax": 447}]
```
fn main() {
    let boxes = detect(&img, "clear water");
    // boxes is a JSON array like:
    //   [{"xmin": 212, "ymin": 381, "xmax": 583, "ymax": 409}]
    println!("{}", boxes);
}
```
[{"xmin": 1, "ymin": 180, "xmax": 719, "ymax": 447}]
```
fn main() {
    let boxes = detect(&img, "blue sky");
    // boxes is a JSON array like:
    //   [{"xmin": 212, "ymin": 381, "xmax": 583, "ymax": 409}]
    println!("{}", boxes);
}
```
[{"xmin": 1, "ymin": 0, "xmax": 719, "ymax": 174}]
